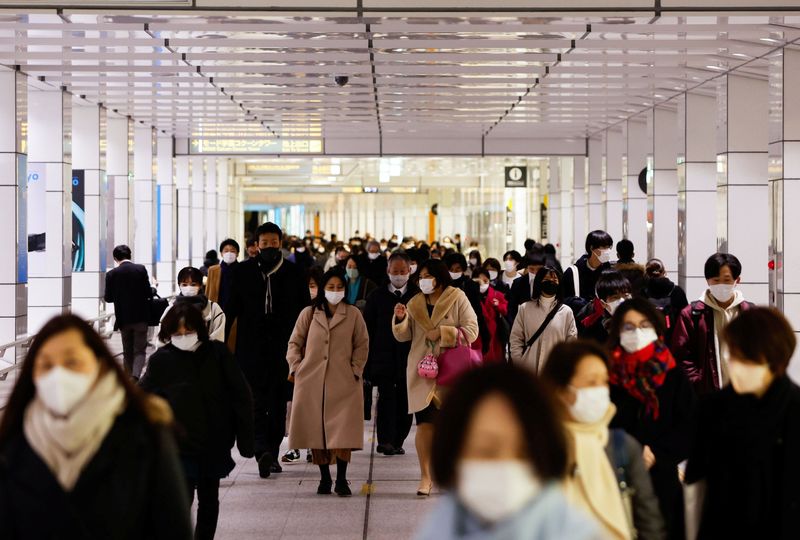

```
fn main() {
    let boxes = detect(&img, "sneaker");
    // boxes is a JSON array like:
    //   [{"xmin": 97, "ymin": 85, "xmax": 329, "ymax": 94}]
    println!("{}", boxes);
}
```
[
  {"xmin": 282, "ymin": 449, "xmax": 300, "ymax": 463},
  {"xmin": 317, "ymin": 479, "xmax": 333, "ymax": 495},
  {"xmin": 334, "ymin": 480, "xmax": 352, "ymax": 497},
  {"xmin": 257, "ymin": 453, "xmax": 273, "ymax": 479},
  {"xmin": 270, "ymin": 461, "xmax": 283, "ymax": 473}
]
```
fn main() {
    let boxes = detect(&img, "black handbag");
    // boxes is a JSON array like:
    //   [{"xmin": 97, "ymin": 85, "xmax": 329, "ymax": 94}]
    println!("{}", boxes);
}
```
[
  {"xmin": 148, "ymin": 291, "xmax": 169, "ymax": 326},
  {"xmin": 495, "ymin": 311, "xmax": 511, "ymax": 344}
]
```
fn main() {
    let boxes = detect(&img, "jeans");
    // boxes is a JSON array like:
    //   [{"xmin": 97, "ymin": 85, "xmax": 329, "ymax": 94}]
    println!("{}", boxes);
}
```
[
  {"xmin": 119, "ymin": 322, "xmax": 148, "ymax": 378},
  {"xmin": 187, "ymin": 476, "xmax": 221, "ymax": 540}
]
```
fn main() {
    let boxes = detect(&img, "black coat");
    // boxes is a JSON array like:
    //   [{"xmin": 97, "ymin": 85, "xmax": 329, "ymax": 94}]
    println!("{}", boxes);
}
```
[
  {"xmin": 363, "ymin": 284, "xmax": 418, "ymax": 383},
  {"xmin": 686, "ymin": 376, "xmax": 800, "ymax": 540},
  {"xmin": 506, "ymin": 274, "xmax": 532, "ymax": 325},
  {"xmin": 642, "ymin": 277, "xmax": 689, "ymax": 341},
  {"xmin": 140, "ymin": 341, "xmax": 255, "ymax": 478},
  {"xmin": 104, "ymin": 261, "xmax": 152, "ymax": 329},
  {"xmin": 359, "ymin": 253, "xmax": 389, "ymax": 284},
  {"xmin": 562, "ymin": 254, "xmax": 611, "ymax": 300},
  {"xmin": 0, "ymin": 407, "xmax": 192, "ymax": 540},
  {"xmin": 226, "ymin": 257, "xmax": 310, "ymax": 378},
  {"xmin": 611, "ymin": 368, "xmax": 696, "ymax": 540},
  {"xmin": 451, "ymin": 276, "xmax": 490, "ymax": 352}
]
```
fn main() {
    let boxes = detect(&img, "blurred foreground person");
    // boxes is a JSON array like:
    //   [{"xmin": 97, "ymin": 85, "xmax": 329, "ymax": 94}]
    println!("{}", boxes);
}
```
[{"xmin": 0, "ymin": 315, "xmax": 192, "ymax": 539}]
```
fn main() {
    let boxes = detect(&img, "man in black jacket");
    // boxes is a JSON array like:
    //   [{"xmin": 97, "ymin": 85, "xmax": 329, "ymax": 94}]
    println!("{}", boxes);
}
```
[
  {"xmin": 104, "ymin": 245, "xmax": 152, "ymax": 379},
  {"xmin": 226, "ymin": 222, "xmax": 310, "ymax": 479},
  {"xmin": 444, "ymin": 252, "xmax": 490, "ymax": 354},
  {"xmin": 506, "ymin": 253, "xmax": 547, "ymax": 326},
  {"xmin": 363, "ymin": 252, "xmax": 417, "ymax": 456},
  {"xmin": 359, "ymin": 239, "xmax": 388, "ymax": 284}
]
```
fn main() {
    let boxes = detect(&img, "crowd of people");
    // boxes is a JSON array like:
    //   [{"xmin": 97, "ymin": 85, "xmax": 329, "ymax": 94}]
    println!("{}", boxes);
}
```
[{"xmin": 0, "ymin": 223, "xmax": 798, "ymax": 540}]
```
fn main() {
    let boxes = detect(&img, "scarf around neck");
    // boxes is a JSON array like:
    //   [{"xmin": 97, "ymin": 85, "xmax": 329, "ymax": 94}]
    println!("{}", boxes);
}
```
[
  {"xmin": 610, "ymin": 341, "xmax": 676, "ymax": 419},
  {"xmin": 23, "ymin": 370, "xmax": 127, "ymax": 491}
]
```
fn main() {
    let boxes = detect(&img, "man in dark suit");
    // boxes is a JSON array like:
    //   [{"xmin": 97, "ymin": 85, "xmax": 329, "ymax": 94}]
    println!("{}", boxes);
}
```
[
  {"xmin": 363, "ymin": 252, "xmax": 417, "ymax": 456},
  {"xmin": 104, "ymin": 244, "xmax": 152, "ymax": 379},
  {"xmin": 506, "ymin": 252, "xmax": 547, "ymax": 326},
  {"xmin": 226, "ymin": 222, "xmax": 310, "ymax": 479}
]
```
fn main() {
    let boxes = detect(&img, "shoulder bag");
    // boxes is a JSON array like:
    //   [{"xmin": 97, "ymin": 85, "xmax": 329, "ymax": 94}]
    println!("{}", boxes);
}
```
[
  {"xmin": 521, "ymin": 302, "xmax": 563, "ymax": 354},
  {"xmin": 437, "ymin": 328, "xmax": 482, "ymax": 386}
]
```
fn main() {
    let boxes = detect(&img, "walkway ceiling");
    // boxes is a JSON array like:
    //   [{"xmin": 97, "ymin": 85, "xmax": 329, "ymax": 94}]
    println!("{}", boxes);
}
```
[{"xmin": 2, "ymin": 3, "xmax": 800, "ymax": 155}]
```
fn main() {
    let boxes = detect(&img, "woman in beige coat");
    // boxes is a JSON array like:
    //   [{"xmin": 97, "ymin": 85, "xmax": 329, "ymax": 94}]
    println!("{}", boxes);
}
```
[
  {"xmin": 510, "ymin": 266, "xmax": 577, "ymax": 373},
  {"xmin": 287, "ymin": 268, "xmax": 369, "ymax": 497},
  {"xmin": 392, "ymin": 259, "xmax": 479, "ymax": 496}
]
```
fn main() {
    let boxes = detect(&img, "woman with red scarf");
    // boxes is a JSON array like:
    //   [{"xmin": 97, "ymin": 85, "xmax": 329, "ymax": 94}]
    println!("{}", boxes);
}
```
[{"xmin": 607, "ymin": 297, "xmax": 696, "ymax": 540}]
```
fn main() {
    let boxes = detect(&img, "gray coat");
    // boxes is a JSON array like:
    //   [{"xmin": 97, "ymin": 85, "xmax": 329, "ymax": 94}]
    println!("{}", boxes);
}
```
[{"xmin": 605, "ymin": 431, "xmax": 667, "ymax": 540}]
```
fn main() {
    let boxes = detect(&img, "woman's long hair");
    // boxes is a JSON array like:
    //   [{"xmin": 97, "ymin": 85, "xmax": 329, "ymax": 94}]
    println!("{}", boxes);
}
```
[{"xmin": 0, "ymin": 315, "xmax": 168, "ymax": 449}]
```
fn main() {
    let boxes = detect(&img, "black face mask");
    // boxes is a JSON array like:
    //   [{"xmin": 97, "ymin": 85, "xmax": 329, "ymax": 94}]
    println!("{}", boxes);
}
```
[
  {"xmin": 259, "ymin": 247, "xmax": 281, "ymax": 267},
  {"xmin": 540, "ymin": 281, "xmax": 559, "ymax": 296}
]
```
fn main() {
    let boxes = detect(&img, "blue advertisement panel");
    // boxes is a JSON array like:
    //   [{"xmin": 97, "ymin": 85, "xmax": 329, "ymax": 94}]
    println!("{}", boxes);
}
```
[{"xmin": 71, "ymin": 169, "xmax": 85, "ymax": 271}]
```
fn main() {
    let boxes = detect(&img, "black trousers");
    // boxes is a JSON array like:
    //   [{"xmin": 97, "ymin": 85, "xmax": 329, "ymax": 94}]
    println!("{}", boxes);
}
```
[
  {"xmin": 187, "ymin": 476, "xmax": 220, "ymax": 540},
  {"xmin": 246, "ymin": 370, "xmax": 288, "ymax": 461},
  {"xmin": 119, "ymin": 322, "xmax": 148, "ymax": 378},
  {"xmin": 375, "ymin": 377, "xmax": 413, "ymax": 449}
]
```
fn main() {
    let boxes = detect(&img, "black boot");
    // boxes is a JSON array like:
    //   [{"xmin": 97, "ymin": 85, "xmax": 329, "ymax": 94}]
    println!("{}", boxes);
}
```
[
  {"xmin": 317, "ymin": 465, "xmax": 332, "ymax": 495},
  {"xmin": 334, "ymin": 460, "xmax": 351, "ymax": 497}
]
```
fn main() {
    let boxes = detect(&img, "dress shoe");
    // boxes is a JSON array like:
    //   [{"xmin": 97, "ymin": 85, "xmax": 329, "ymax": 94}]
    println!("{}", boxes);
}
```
[
  {"xmin": 257, "ymin": 453, "xmax": 273, "ymax": 479},
  {"xmin": 317, "ymin": 480, "xmax": 332, "ymax": 495},
  {"xmin": 334, "ymin": 480, "xmax": 352, "ymax": 497},
  {"xmin": 416, "ymin": 482, "xmax": 433, "ymax": 497},
  {"xmin": 270, "ymin": 461, "xmax": 283, "ymax": 473},
  {"xmin": 376, "ymin": 444, "xmax": 396, "ymax": 455},
  {"xmin": 393, "ymin": 447, "xmax": 405, "ymax": 455}
]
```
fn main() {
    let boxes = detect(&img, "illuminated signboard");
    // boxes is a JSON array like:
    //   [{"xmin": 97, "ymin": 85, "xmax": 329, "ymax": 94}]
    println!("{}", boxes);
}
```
[{"xmin": 190, "ymin": 138, "xmax": 323, "ymax": 155}]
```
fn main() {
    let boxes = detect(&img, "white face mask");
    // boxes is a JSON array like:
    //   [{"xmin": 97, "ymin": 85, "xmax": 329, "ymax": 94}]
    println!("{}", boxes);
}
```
[
  {"xmin": 569, "ymin": 385, "xmax": 611, "ymax": 424},
  {"xmin": 449, "ymin": 271, "xmax": 463, "ymax": 281},
  {"xmin": 488, "ymin": 270, "xmax": 498, "ymax": 281},
  {"xmin": 309, "ymin": 287, "xmax": 318, "ymax": 300},
  {"xmin": 295, "ymin": 247, "xmax": 306, "ymax": 253},
  {"xmin": 469, "ymin": 258, "xmax": 478, "ymax": 266},
  {"xmin": 419, "ymin": 278, "xmax": 436, "ymax": 295},
  {"xmin": 504, "ymin": 260, "xmax": 517, "ymax": 272},
  {"xmin": 180, "ymin": 285, "xmax": 200, "ymax": 297},
  {"xmin": 222, "ymin": 252, "xmax": 237, "ymax": 264},
  {"xmin": 457, "ymin": 460, "xmax": 541, "ymax": 524},
  {"xmin": 729, "ymin": 361, "xmax": 770, "ymax": 395},
  {"xmin": 604, "ymin": 296, "xmax": 627, "ymax": 316},
  {"xmin": 172, "ymin": 333, "xmax": 200, "ymax": 352},
  {"xmin": 389, "ymin": 273, "xmax": 409, "ymax": 289},
  {"xmin": 620, "ymin": 327, "xmax": 659, "ymax": 354},
  {"xmin": 709, "ymin": 283, "xmax": 736, "ymax": 303},
  {"xmin": 596, "ymin": 249, "xmax": 613, "ymax": 264},
  {"xmin": 479, "ymin": 282, "xmax": 490, "ymax": 294},
  {"xmin": 325, "ymin": 290, "xmax": 345, "ymax": 305},
  {"xmin": 409, "ymin": 263, "xmax": 418, "ymax": 275},
  {"xmin": 35, "ymin": 365, "xmax": 98, "ymax": 417},
  {"xmin": 368, "ymin": 251, "xmax": 380, "ymax": 260}
]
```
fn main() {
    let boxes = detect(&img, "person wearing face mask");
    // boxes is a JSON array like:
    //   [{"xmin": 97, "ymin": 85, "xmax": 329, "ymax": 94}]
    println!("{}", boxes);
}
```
[
  {"xmin": 577, "ymin": 270, "xmax": 632, "ymax": 344},
  {"xmin": 0, "ymin": 315, "xmax": 192, "ymax": 539},
  {"xmin": 226, "ymin": 222, "xmax": 311, "ymax": 479},
  {"xmin": 671, "ymin": 253, "xmax": 754, "ymax": 397},
  {"xmin": 641, "ymin": 259, "xmax": 689, "ymax": 344},
  {"xmin": 607, "ymin": 299, "xmax": 695, "ymax": 540},
  {"xmin": 444, "ymin": 252, "xmax": 490, "ymax": 355},
  {"xmin": 363, "ymin": 253, "xmax": 419, "ymax": 456},
  {"xmin": 199, "ymin": 249, "xmax": 220, "ymax": 278},
  {"xmin": 206, "ymin": 239, "xmax": 241, "ymax": 315},
  {"xmin": 288, "ymin": 239, "xmax": 314, "ymax": 272},
  {"xmin": 466, "ymin": 249, "xmax": 483, "ymax": 278},
  {"xmin": 286, "ymin": 268, "xmax": 369, "ymax": 497},
  {"xmin": 159, "ymin": 267, "xmax": 226, "ymax": 345},
  {"xmin": 325, "ymin": 245, "xmax": 350, "ymax": 272},
  {"xmin": 359, "ymin": 239, "xmax": 389, "ymax": 283},
  {"xmin": 509, "ymin": 266, "xmax": 577, "ymax": 373},
  {"xmin": 501, "ymin": 250, "xmax": 523, "ymax": 290},
  {"xmin": 469, "ymin": 268, "xmax": 509, "ymax": 363},
  {"xmin": 393, "ymin": 259, "xmax": 479, "ymax": 496},
  {"xmin": 685, "ymin": 308, "xmax": 800, "ymax": 540},
  {"xmin": 416, "ymin": 363, "xmax": 602, "ymax": 539},
  {"xmin": 344, "ymin": 255, "xmax": 377, "ymax": 312},
  {"xmin": 542, "ymin": 341, "xmax": 667, "ymax": 540},
  {"xmin": 506, "ymin": 252, "xmax": 548, "ymax": 327},
  {"xmin": 482, "ymin": 257, "xmax": 508, "ymax": 294},
  {"xmin": 563, "ymin": 231, "xmax": 615, "ymax": 315},
  {"xmin": 140, "ymin": 303, "xmax": 255, "ymax": 540}
]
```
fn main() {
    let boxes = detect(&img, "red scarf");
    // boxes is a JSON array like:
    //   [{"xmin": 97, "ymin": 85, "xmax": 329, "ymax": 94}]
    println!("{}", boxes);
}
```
[
  {"xmin": 609, "ymin": 341, "xmax": 676, "ymax": 420},
  {"xmin": 581, "ymin": 297, "xmax": 606, "ymax": 328}
]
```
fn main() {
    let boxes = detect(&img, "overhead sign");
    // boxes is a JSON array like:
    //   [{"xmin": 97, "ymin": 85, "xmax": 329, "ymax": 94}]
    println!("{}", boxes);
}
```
[
  {"xmin": 505, "ymin": 166, "xmax": 528, "ymax": 188},
  {"xmin": 190, "ymin": 138, "xmax": 323, "ymax": 155}
]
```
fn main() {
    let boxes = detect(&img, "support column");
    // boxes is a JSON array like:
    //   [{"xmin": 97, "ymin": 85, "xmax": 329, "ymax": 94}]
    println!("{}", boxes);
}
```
[
  {"xmin": 624, "ymin": 117, "xmax": 649, "ymax": 257},
  {"xmin": 604, "ymin": 129, "xmax": 624, "ymax": 242},
  {"xmin": 27, "ymin": 88, "xmax": 71, "ymax": 333},
  {"xmin": 588, "ymin": 136, "xmax": 604, "ymax": 231},
  {"xmin": 71, "ymin": 101, "xmax": 107, "ymax": 319},
  {"xmin": 0, "ymin": 69, "xmax": 27, "ymax": 363},
  {"xmin": 175, "ymin": 156, "xmax": 191, "ymax": 270},
  {"xmin": 649, "ymin": 106, "xmax": 679, "ymax": 281},
  {"xmin": 717, "ymin": 74, "xmax": 769, "ymax": 303},
  {"xmin": 678, "ymin": 91, "xmax": 718, "ymax": 300},
  {"xmin": 107, "ymin": 115, "xmax": 131, "ymax": 255},
  {"xmin": 558, "ymin": 157, "xmax": 574, "ymax": 266},
  {"xmin": 156, "ymin": 135, "xmax": 175, "ymax": 296},
  {"xmin": 217, "ymin": 158, "xmax": 229, "ymax": 243},
  {"xmin": 573, "ymin": 156, "xmax": 587, "ymax": 260},
  {"xmin": 769, "ymin": 47, "xmax": 800, "ymax": 380},
  {"xmin": 133, "ymin": 126, "xmax": 155, "ymax": 275},
  {"xmin": 547, "ymin": 157, "xmax": 561, "ymax": 248},
  {"xmin": 191, "ymin": 156, "xmax": 206, "ymax": 268},
  {"xmin": 205, "ymin": 157, "xmax": 218, "ymax": 254}
]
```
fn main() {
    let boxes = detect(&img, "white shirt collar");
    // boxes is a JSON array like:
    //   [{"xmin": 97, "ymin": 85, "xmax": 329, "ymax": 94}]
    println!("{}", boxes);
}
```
[{"xmin": 389, "ymin": 283, "xmax": 408, "ymax": 296}]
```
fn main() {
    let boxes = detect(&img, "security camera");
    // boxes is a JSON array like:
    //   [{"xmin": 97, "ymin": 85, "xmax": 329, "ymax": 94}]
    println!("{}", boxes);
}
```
[{"xmin": 334, "ymin": 75, "xmax": 349, "ymax": 87}]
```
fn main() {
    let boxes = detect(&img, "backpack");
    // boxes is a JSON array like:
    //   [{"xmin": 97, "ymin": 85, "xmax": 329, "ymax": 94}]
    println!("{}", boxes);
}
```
[
  {"xmin": 564, "ymin": 264, "xmax": 590, "ymax": 317},
  {"xmin": 647, "ymin": 286, "xmax": 676, "ymax": 331}
]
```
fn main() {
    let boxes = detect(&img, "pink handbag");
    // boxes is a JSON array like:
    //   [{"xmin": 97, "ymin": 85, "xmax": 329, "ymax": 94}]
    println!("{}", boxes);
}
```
[
  {"xmin": 437, "ymin": 328, "xmax": 482, "ymax": 386},
  {"xmin": 417, "ymin": 340, "xmax": 439, "ymax": 379}
]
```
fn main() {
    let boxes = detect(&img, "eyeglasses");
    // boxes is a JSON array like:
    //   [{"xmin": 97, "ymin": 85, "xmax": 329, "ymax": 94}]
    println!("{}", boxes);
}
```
[{"xmin": 621, "ymin": 320, "xmax": 654, "ymax": 332}]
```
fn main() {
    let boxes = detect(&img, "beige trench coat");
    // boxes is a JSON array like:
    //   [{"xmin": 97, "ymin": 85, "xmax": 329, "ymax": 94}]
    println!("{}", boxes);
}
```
[
  {"xmin": 392, "ymin": 287, "xmax": 479, "ymax": 414},
  {"xmin": 509, "ymin": 300, "xmax": 577, "ymax": 374},
  {"xmin": 286, "ymin": 303, "xmax": 369, "ymax": 450}
]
